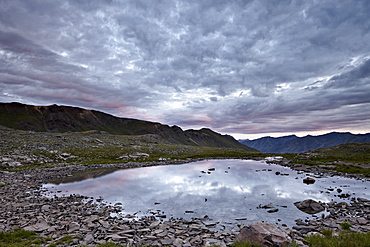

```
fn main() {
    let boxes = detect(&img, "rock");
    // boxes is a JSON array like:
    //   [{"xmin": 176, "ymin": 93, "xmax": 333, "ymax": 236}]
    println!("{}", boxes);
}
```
[
  {"xmin": 294, "ymin": 199, "xmax": 325, "ymax": 214},
  {"xmin": 68, "ymin": 222, "xmax": 80, "ymax": 232},
  {"xmin": 204, "ymin": 238, "xmax": 226, "ymax": 247},
  {"xmin": 236, "ymin": 222, "xmax": 292, "ymax": 246},
  {"xmin": 306, "ymin": 231, "xmax": 324, "ymax": 237},
  {"xmin": 106, "ymin": 234, "xmax": 127, "ymax": 241},
  {"xmin": 303, "ymin": 177, "xmax": 316, "ymax": 184},
  {"xmin": 334, "ymin": 202, "xmax": 348, "ymax": 208},
  {"xmin": 260, "ymin": 203, "xmax": 274, "ymax": 209},
  {"xmin": 295, "ymin": 219, "xmax": 307, "ymax": 226},
  {"xmin": 358, "ymin": 197, "xmax": 370, "ymax": 203},
  {"xmin": 292, "ymin": 225, "xmax": 317, "ymax": 234},
  {"xmin": 338, "ymin": 193, "xmax": 351, "ymax": 199},
  {"xmin": 160, "ymin": 239, "xmax": 174, "ymax": 245},
  {"xmin": 357, "ymin": 217, "xmax": 368, "ymax": 225},
  {"xmin": 267, "ymin": 208, "xmax": 279, "ymax": 213},
  {"xmin": 84, "ymin": 233, "xmax": 95, "ymax": 244},
  {"xmin": 149, "ymin": 221, "xmax": 160, "ymax": 228},
  {"xmin": 41, "ymin": 204, "xmax": 51, "ymax": 211},
  {"xmin": 24, "ymin": 221, "xmax": 49, "ymax": 232}
]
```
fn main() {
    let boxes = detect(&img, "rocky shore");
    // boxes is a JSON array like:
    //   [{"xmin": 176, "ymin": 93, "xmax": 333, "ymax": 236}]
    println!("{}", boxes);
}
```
[
  {"xmin": 1, "ymin": 159, "xmax": 370, "ymax": 246},
  {"xmin": 0, "ymin": 160, "xmax": 241, "ymax": 246}
]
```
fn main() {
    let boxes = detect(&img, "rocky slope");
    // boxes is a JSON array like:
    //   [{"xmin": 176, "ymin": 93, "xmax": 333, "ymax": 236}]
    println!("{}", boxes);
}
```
[
  {"xmin": 240, "ymin": 132, "xmax": 370, "ymax": 153},
  {"xmin": 0, "ymin": 102, "xmax": 255, "ymax": 151}
]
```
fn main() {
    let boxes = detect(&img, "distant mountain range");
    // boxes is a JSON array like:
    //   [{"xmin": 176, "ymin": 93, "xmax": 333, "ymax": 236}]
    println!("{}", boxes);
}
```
[
  {"xmin": 0, "ymin": 102, "xmax": 256, "ymax": 152},
  {"xmin": 239, "ymin": 132, "xmax": 370, "ymax": 153}
]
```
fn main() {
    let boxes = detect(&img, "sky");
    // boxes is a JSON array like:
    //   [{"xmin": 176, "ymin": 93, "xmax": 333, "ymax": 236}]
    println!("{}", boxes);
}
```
[{"xmin": 1, "ymin": 0, "xmax": 370, "ymax": 140}]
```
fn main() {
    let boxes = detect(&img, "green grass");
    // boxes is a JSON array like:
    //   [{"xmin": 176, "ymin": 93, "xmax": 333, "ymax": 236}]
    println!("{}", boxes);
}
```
[
  {"xmin": 288, "ymin": 143, "xmax": 370, "ymax": 164},
  {"xmin": 97, "ymin": 243, "xmax": 123, "ymax": 247},
  {"xmin": 305, "ymin": 230, "xmax": 370, "ymax": 247},
  {"xmin": 0, "ymin": 183, "xmax": 9, "ymax": 188},
  {"xmin": 0, "ymin": 229, "xmax": 87, "ymax": 247},
  {"xmin": 329, "ymin": 164, "xmax": 370, "ymax": 177},
  {"xmin": 0, "ymin": 228, "xmax": 50, "ymax": 247}
]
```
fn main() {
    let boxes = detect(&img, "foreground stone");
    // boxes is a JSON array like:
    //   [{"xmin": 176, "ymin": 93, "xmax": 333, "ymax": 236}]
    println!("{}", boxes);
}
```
[{"xmin": 236, "ymin": 222, "xmax": 292, "ymax": 246}]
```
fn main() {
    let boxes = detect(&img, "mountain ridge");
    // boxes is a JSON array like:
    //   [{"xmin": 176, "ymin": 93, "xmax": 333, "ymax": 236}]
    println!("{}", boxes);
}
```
[
  {"xmin": 0, "ymin": 102, "xmax": 256, "ymax": 152},
  {"xmin": 239, "ymin": 132, "xmax": 370, "ymax": 153}
]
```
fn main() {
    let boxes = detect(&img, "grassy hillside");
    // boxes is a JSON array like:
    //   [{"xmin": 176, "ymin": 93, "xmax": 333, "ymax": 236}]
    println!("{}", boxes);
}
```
[{"xmin": 0, "ymin": 102, "xmax": 256, "ymax": 152}]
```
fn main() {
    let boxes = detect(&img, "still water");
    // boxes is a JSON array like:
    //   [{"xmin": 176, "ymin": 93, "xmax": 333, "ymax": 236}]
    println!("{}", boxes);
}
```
[{"xmin": 43, "ymin": 159, "xmax": 370, "ymax": 227}]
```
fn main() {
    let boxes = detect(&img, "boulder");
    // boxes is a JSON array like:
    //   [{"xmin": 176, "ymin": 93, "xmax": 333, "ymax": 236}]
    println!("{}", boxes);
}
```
[
  {"xmin": 236, "ymin": 222, "xmax": 292, "ymax": 246},
  {"xmin": 294, "ymin": 199, "xmax": 325, "ymax": 214}
]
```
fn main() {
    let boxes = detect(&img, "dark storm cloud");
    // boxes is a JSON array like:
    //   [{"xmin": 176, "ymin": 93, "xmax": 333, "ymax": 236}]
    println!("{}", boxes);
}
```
[{"xmin": 1, "ymin": 0, "xmax": 370, "ymax": 137}]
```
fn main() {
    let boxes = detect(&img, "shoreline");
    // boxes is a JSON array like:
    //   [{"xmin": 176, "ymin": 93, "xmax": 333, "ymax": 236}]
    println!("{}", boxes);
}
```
[{"xmin": 1, "ymin": 157, "xmax": 370, "ymax": 246}]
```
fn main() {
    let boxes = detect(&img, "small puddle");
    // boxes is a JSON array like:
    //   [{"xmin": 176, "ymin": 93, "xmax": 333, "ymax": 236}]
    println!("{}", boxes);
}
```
[{"xmin": 43, "ymin": 159, "xmax": 370, "ymax": 228}]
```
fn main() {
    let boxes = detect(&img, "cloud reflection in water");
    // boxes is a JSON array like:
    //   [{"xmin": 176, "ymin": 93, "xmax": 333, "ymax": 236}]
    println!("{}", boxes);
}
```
[{"xmin": 44, "ymin": 159, "xmax": 370, "ymax": 227}]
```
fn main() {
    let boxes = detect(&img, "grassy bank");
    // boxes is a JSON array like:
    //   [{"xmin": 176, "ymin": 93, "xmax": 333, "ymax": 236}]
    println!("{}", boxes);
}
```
[{"xmin": 281, "ymin": 143, "xmax": 370, "ymax": 176}]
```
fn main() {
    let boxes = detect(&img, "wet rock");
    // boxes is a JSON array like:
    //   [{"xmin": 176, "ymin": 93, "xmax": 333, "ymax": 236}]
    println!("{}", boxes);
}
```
[
  {"xmin": 358, "ymin": 197, "xmax": 370, "ymax": 203},
  {"xmin": 334, "ymin": 202, "xmax": 348, "ymax": 208},
  {"xmin": 259, "ymin": 203, "xmax": 274, "ymax": 209},
  {"xmin": 338, "ymin": 193, "xmax": 351, "ymax": 199},
  {"xmin": 303, "ymin": 177, "xmax": 316, "ymax": 184},
  {"xmin": 294, "ymin": 199, "xmax": 325, "ymax": 214}
]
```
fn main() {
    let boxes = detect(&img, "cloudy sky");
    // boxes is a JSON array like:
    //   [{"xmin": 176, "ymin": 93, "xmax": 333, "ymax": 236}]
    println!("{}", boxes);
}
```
[{"xmin": 1, "ymin": 0, "xmax": 370, "ymax": 139}]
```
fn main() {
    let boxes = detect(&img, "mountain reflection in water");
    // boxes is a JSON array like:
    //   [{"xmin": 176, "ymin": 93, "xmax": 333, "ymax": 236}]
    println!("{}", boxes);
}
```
[{"xmin": 43, "ymin": 159, "xmax": 370, "ymax": 227}]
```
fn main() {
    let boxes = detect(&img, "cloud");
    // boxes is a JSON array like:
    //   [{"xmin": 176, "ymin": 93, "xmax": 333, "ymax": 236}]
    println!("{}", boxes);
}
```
[{"xmin": 1, "ymin": 0, "xmax": 370, "ymax": 137}]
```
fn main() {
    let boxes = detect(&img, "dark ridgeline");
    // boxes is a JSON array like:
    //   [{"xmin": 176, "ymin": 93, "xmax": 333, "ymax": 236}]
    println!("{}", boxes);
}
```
[
  {"xmin": 0, "ymin": 102, "xmax": 257, "ymax": 152},
  {"xmin": 239, "ymin": 132, "xmax": 370, "ymax": 153}
]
